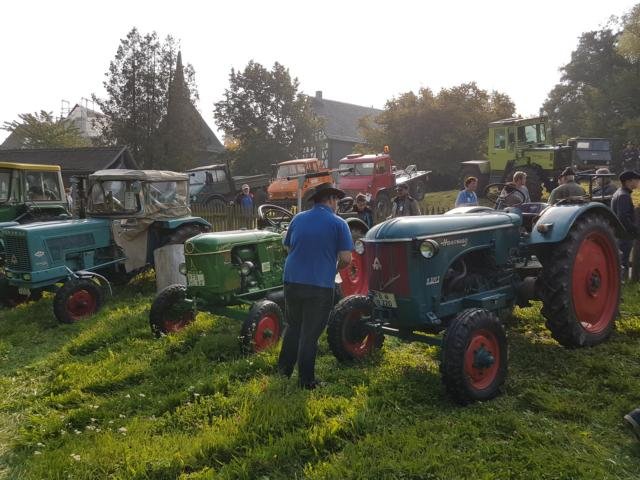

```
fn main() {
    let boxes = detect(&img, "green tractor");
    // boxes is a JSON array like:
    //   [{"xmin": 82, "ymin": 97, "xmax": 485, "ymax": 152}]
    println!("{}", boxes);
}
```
[
  {"xmin": 149, "ymin": 203, "xmax": 370, "ymax": 352},
  {"xmin": 0, "ymin": 169, "xmax": 210, "ymax": 320},
  {"xmin": 460, "ymin": 116, "xmax": 574, "ymax": 201}
]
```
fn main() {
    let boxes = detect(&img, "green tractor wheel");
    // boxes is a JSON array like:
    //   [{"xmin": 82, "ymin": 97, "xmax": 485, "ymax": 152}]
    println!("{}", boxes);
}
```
[
  {"xmin": 440, "ymin": 308, "xmax": 507, "ymax": 404},
  {"xmin": 149, "ymin": 284, "xmax": 195, "ymax": 336},
  {"xmin": 240, "ymin": 300, "xmax": 283, "ymax": 353},
  {"xmin": 53, "ymin": 278, "xmax": 104, "ymax": 324},
  {"xmin": 539, "ymin": 214, "xmax": 619, "ymax": 347},
  {"xmin": 327, "ymin": 295, "xmax": 384, "ymax": 362}
]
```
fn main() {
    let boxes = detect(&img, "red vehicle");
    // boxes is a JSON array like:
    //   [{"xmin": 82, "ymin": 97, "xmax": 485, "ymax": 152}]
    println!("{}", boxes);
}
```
[{"xmin": 337, "ymin": 151, "xmax": 430, "ymax": 219}]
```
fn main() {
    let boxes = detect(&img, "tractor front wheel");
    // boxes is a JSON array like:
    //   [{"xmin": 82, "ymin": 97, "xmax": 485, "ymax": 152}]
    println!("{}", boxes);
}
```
[
  {"xmin": 540, "ymin": 214, "xmax": 619, "ymax": 347},
  {"xmin": 53, "ymin": 279, "xmax": 103, "ymax": 324},
  {"xmin": 441, "ymin": 308, "xmax": 507, "ymax": 404},
  {"xmin": 327, "ymin": 295, "xmax": 384, "ymax": 362},
  {"xmin": 149, "ymin": 284, "xmax": 196, "ymax": 336},
  {"xmin": 240, "ymin": 300, "xmax": 283, "ymax": 353},
  {"xmin": 339, "ymin": 227, "xmax": 368, "ymax": 297}
]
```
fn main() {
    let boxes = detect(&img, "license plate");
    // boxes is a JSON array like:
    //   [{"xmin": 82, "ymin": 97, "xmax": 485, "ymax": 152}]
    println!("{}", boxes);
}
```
[
  {"xmin": 18, "ymin": 288, "xmax": 30, "ymax": 296},
  {"xmin": 186, "ymin": 272, "xmax": 205, "ymax": 287},
  {"xmin": 373, "ymin": 291, "xmax": 397, "ymax": 308}
]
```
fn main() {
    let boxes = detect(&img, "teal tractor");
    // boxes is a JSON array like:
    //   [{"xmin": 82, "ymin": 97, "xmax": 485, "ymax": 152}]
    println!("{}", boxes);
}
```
[
  {"xmin": 149, "ymin": 203, "xmax": 370, "ymax": 352},
  {"xmin": 328, "ymin": 195, "xmax": 623, "ymax": 404},
  {"xmin": 0, "ymin": 170, "xmax": 210, "ymax": 322}
]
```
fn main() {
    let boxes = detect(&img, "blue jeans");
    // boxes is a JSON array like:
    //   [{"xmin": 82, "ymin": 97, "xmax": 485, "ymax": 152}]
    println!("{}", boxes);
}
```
[{"xmin": 277, "ymin": 282, "xmax": 334, "ymax": 386}]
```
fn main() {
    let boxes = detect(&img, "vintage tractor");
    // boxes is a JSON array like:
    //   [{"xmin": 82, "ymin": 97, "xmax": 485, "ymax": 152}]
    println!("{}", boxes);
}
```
[
  {"xmin": 149, "ymin": 203, "xmax": 370, "ymax": 351},
  {"xmin": 327, "ymin": 195, "xmax": 623, "ymax": 404},
  {"xmin": 0, "ymin": 169, "xmax": 210, "ymax": 322}
]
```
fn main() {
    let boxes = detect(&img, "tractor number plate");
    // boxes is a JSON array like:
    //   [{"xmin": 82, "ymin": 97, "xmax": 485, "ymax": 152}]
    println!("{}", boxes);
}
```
[
  {"xmin": 373, "ymin": 291, "xmax": 397, "ymax": 308},
  {"xmin": 187, "ymin": 272, "xmax": 205, "ymax": 287},
  {"xmin": 18, "ymin": 288, "xmax": 30, "ymax": 296}
]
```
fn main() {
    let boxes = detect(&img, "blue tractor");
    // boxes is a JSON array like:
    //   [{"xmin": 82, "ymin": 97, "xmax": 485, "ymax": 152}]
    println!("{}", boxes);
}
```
[
  {"xmin": 328, "ymin": 193, "xmax": 624, "ymax": 404},
  {"xmin": 0, "ymin": 170, "xmax": 210, "ymax": 323}
]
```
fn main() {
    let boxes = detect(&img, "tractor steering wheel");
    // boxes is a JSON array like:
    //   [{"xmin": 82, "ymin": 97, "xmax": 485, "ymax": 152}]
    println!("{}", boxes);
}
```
[
  {"xmin": 257, "ymin": 204, "xmax": 293, "ymax": 231},
  {"xmin": 484, "ymin": 183, "xmax": 527, "ymax": 209}
]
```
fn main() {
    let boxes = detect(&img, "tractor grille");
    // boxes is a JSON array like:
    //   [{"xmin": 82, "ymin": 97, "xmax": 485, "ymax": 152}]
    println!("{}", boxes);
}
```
[
  {"xmin": 364, "ymin": 242, "xmax": 410, "ymax": 296},
  {"xmin": 4, "ymin": 235, "xmax": 31, "ymax": 271}
]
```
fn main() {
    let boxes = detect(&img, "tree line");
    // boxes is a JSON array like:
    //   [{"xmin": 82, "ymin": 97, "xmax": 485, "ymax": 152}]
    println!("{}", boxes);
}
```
[{"xmin": 3, "ymin": 4, "xmax": 639, "ymax": 185}]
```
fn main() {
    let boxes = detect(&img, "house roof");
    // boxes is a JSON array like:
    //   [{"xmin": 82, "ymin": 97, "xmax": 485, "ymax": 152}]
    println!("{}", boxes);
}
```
[
  {"xmin": 310, "ymin": 92, "xmax": 382, "ymax": 143},
  {"xmin": 0, "ymin": 146, "xmax": 139, "ymax": 175}
]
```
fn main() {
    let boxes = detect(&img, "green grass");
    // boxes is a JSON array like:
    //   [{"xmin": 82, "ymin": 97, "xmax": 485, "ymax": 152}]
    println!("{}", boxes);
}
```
[{"xmin": 2, "ymin": 280, "xmax": 640, "ymax": 478}]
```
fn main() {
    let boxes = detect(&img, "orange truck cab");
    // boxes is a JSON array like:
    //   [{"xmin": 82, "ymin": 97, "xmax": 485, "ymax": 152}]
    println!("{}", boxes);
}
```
[{"xmin": 267, "ymin": 158, "xmax": 332, "ymax": 208}]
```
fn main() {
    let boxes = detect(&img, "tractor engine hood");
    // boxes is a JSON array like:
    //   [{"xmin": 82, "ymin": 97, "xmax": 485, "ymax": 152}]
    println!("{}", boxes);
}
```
[
  {"xmin": 185, "ymin": 229, "xmax": 284, "ymax": 255},
  {"xmin": 366, "ymin": 211, "xmax": 522, "ymax": 241}
]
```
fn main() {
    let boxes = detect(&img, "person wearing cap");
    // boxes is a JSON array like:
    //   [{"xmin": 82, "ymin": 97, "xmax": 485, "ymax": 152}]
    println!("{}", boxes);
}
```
[
  {"xmin": 611, "ymin": 170, "xmax": 640, "ymax": 279},
  {"xmin": 592, "ymin": 167, "xmax": 617, "ymax": 199},
  {"xmin": 352, "ymin": 193, "xmax": 374, "ymax": 228},
  {"xmin": 547, "ymin": 167, "xmax": 586, "ymax": 205},
  {"xmin": 234, "ymin": 184, "xmax": 254, "ymax": 212},
  {"xmin": 391, "ymin": 183, "xmax": 421, "ymax": 217},
  {"xmin": 455, "ymin": 177, "xmax": 479, "ymax": 208},
  {"xmin": 277, "ymin": 182, "xmax": 353, "ymax": 389}
]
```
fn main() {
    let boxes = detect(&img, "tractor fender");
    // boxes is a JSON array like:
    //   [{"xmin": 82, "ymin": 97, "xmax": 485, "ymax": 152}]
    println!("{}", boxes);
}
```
[
  {"xmin": 156, "ymin": 216, "xmax": 212, "ymax": 231},
  {"xmin": 345, "ymin": 217, "xmax": 369, "ymax": 234},
  {"xmin": 73, "ymin": 270, "xmax": 113, "ymax": 296},
  {"xmin": 527, "ymin": 202, "xmax": 626, "ymax": 245}
]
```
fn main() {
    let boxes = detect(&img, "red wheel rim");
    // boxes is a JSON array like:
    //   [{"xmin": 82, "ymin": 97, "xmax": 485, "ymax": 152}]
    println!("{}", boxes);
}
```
[
  {"xmin": 162, "ymin": 311, "xmax": 195, "ymax": 334},
  {"xmin": 339, "ymin": 253, "xmax": 368, "ymax": 296},
  {"xmin": 342, "ymin": 307, "xmax": 377, "ymax": 359},
  {"xmin": 253, "ymin": 313, "xmax": 280, "ymax": 352},
  {"xmin": 571, "ymin": 231, "xmax": 619, "ymax": 333},
  {"xmin": 464, "ymin": 329, "xmax": 500, "ymax": 390},
  {"xmin": 66, "ymin": 289, "xmax": 97, "ymax": 321}
]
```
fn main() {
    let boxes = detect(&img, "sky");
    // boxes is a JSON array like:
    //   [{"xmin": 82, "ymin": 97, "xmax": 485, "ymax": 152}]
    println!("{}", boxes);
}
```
[{"xmin": 0, "ymin": 0, "xmax": 637, "ymax": 144}]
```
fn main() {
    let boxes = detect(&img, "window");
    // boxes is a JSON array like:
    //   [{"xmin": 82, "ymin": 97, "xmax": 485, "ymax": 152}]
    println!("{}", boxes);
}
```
[
  {"xmin": 494, "ymin": 128, "xmax": 506, "ymax": 149},
  {"xmin": 0, "ymin": 170, "xmax": 11, "ymax": 203},
  {"xmin": 88, "ymin": 180, "xmax": 140, "ymax": 214},
  {"xmin": 276, "ymin": 164, "xmax": 306, "ymax": 178},
  {"xmin": 306, "ymin": 163, "xmax": 318, "ymax": 173},
  {"xmin": 25, "ymin": 170, "xmax": 62, "ymax": 201},
  {"xmin": 577, "ymin": 139, "xmax": 610, "ymax": 151},
  {"xmin": 518, "ymin": 124, "xmax": 545, "ymax": 144},
  {"xmin": 189, "ymin": 171, "xmax": 206, "ymax": 186},
  {"xmin": 214, "ymin": 169, "xmax": 227, "ymax": 182},
  {"xmin": 375, "ymin": 162, "xmax": 387, "ymax": 174},
  {"xmin": 148, "ymin": 181, "xmax": 188, "ymax": 209}
]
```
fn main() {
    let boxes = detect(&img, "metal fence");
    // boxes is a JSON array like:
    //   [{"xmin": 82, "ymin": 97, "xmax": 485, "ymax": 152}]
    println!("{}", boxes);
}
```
[{"xmin": 191, "ymin": 203, "xmax": 455, "ymax": 231}]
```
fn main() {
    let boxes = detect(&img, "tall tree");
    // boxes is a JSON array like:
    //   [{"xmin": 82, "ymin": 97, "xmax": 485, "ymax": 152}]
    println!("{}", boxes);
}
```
[
  {"xmin": 94, "ymin": 28, "xmax": 198, "ymax": 168},
  {"xmin": 214, "ymin": 61, "xmax": 319, "ymax": 174},
  {"xmin": 359, "ymin": 82, "xmax": 515, "ymax": 185},
  {"xmin": 2, "ymin": 111, "xmax": 90, "ymax": 148}
]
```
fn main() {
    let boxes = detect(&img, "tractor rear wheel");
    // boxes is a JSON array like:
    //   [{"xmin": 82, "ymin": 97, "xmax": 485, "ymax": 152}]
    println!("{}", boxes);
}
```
[
  {"xmin": 149, "ymin": 284, "xmax": 195, "ymax": 336},
  {"xmin": 327, "ymin": 295, "xmax": 384, "ymax": 362},
  {"xmin": 53, "ymin": 278, "xmax": 103, "ymax": 324},
  {"xmin": 539, "ymin": 214, "xmax": 619, "ymax": 347},
  {"xmin": 441, "ymin": 308, "xmax": 507, "ymax": 404},
  {"xmin": 240, "ymin": 300, "xmax": 283, "ymax": 353},
  {"xmin": 166, "ymin": 224, "xmax": 207, "ymax": 245}
]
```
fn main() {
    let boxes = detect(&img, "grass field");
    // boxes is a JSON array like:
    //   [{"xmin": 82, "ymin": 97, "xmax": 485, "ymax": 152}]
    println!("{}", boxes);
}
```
[{"xmin": 1, "ymin": 270, "xmax": 640, "ymax": 479}]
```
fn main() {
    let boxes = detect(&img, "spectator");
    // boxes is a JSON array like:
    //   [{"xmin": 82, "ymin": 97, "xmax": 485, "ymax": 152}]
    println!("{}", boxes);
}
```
[
  {"xmin": 65, "ymin": 187, "xmax": 74, "ymax": 211},
  {"xmin": 611, "ymin": 170, "xmax": 640, "ymax": 280},
  {"xmin": 547, "ymin": 167, "xmax": 585, "ymax": 204},
  {"xmin": 622, "ymin": 142, "xmax": 638, "ymax": 171},
  {"xmin": 498, "ymin": 171, "xmax": 530, "ymax": 208},
  {"xmin": 352, "ymin": 193, "xmax": 374, "ymax": 228},
  {"xmin": 455, "ymin": 177, "xmax": 479, "ymax": 208},
  {"xmin": 624, "ymin": 408, "xmax": 640, "ymax": 442},
  {"xmin": 235, "ymin": 184, "xmax": 254, "ymax": 211},
  {"xmin": 512, "ymin": 171, "xmax": 530, "ymax": 202},
  {"xmin": 277, "ymin": 182, "xmax": 353, "ymax": 389},
  {"xmin": 592, "ymin": 168, "xmax": 617, "ymax": 200},
  {"xmin": 390, "ymin": 183, "xmax": 421, "ymax": 217}
]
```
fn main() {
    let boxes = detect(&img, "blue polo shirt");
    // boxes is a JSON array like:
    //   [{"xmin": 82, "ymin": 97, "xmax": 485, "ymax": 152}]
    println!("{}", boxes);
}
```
[
  {"xmin": 455, "ymin": 189, "xmax": 478, "ymax": 207},
  {"xmin": 284, "ymin": 204, "xmax": 353, "ymax": 289}
]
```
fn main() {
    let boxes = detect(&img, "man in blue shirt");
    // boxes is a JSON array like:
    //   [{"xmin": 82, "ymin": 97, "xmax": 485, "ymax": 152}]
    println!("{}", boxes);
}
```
[
  {"xmin": 455, "ymin": 176, "xmax": 478, "ymax": 207},
  {"xmin": 235, "ymin": 184, "xmax": 254, "ymax": 212},
  {"xmin": 278, "ymin": 182, "xmax": 353, "ymax": 389}
]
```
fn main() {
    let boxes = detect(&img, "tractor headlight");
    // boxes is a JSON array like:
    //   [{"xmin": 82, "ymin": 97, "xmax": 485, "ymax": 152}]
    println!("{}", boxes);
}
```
[
  {"xmin": 419, "ymin": 240, "xmax": 439, "ymax": 259},
  {"xmin": 240, "ymin": 261, "xmax": 254, "ymax": 276},
  {"xmin": 354, "ymin": 239, "xmax": 365, "ymax": 255},
  {"xmin": 178, "ymin": 263, "xmax": 187, "ymax": 275},
  {"xmin": 22, "ymin": 273, "xmax": 31, "ymax": 281},
  {"xmin": 184, "ymin": 241, "xmax": 195, "ymax": 254}
]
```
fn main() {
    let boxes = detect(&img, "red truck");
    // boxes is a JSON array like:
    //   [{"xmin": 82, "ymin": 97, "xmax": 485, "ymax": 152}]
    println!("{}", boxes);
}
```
[{"xmin": 337, "ymin": 151, "xmax": 430, "ymax": 219}]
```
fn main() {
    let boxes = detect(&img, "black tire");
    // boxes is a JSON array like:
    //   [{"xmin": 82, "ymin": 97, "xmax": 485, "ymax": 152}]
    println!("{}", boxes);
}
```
[
  {"xmin": 375, "ymin": 192, "xmax": 391, "ymax": 222},
  {"xmin": 53, "ymin": 278, "xmax": 104, "ymax": 324},
  {"xmin": 327, "ymin": 295, "xmax": 384, "ymax": 362},
  {"xmin": 507, "ymin": 166, "xmax": 542, "ymax": 202},
  {"xmin": 149, "ymin": 284, "xmax": 195, "ymax": 337},
  {"xmin": 166, "ymin": 224, "xmax": 207, "ymax": 245},
  {"xmin": 205, "ymin": 197, "xmax": 227, "ymax": 209},
  {"xmin": 240, "ymin": 300, "xmax": 283, "ymax": 353},
  {"xmin": 539, "ymin": 214, "xmax": 619, "ymax": 347},
  {"xmin": 440, "ymin": 308, "xmax": 507, "ymax": 404},
  {"xmin": 460, "ymin": 166, "xmax": 488, "ymax": 197},
  {"xmin": 412, "ymin": 180, "xmax": 427, "ymax": 201},
  {"xmin": 0, "ymin": 286, "xmax": 42, "ymax": 308}
]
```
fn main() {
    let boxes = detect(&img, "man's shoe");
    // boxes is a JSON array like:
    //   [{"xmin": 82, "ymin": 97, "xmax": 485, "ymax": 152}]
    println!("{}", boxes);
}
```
[
  {"xmin": 300, "ymin": 379, "xmax": 326, "ymax": 390},
  {"xmin": 624, "ymin": 408, "xmax": 640, "ymax": 441}
]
